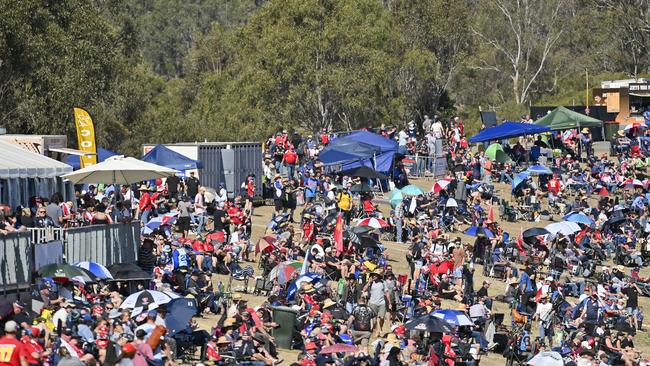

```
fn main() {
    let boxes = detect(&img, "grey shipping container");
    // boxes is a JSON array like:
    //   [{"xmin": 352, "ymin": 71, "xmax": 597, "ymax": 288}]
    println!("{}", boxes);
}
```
[{"xmin": 198, "ymin": 142, "xmax": 263, "ymax": 198}]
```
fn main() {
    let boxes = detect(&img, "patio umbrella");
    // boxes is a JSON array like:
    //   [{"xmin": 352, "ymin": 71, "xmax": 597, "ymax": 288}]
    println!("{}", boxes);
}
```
[
  {"xmin": 563, "ymin": 212, "xmax": 595, "ymax": 226},
  {"xmin": 38, "ymin": 263, "xmax": 95, "ymax": 283},
  {"xmin": 350, "ymin": 183, "xmax": 373, "ymax": 193},
  {"xmin": 401, "ymin": 184, "xmax": 425, "ymax": 196},
  {"xmin": 432, "ymin": 178, "xmax": 453, "ymax": 193},
  {"xmin": 268, "ymin": 261, "xmax": 303, "ymax": 284},
  {"xmin": 390, "ymin": 191, "xmax": 404, "ymax": 209},
  {"xmin": 545, "ymin": 221, "xmax": 581, "ymax": 237},
  {"xmin": 120, "ymin": 290, "xmax": 180, "ymax": 309},
  {"xmin": 358, "ymin": 235, "xmax": 380, "ymax": 250},
  {"xmin": 351, "ymin": 226, "xmax": 375, "ymax": 234},
  {"xmin": 619, "ymin": 178, "xmax": 644, "ymax": 189},
  {"xmin": 431, "ymin": 310, "xmax": 474, "ymax": 326},
  {"xmin": 405, "ymin": 314, "xmax": 453, "ymax": 333},
  {"xmin": 522, "ymin": 227, "xmax": 550, "ymax": 238},
  {"xmin": 527, "ymin": 351, "xmax": 564, "ymax": 366},
  {"xmin": 464, "ymin": 226, "xmax": 494, "ymax": 238},
  {"xmin": 61, "ymin": 155, "xmax": 178, "ymax": 185},
  {"xmin": 74, "ymin": 261, "xmax": 113, "ymax": 279},
  {"xmin": 255, "ymin": 235, "xmax": 278, "ymax": 254},
  {"xmin": 287, "ymin": 273, "xmax": 322, "ymax": 301},
  {"xmin": 526, "ymin": 165, "xmax": 553, "ymax": 175},
  {"xmin": 107, "ymin": 263, "xmax": 152, "ymax": 280},
  {"xmin": 320, "ymin": 344, "xmax": 358, "ymax": 354},
  {"xmin": 388, "ymin": 188, "xmax": 402, "ymax": 199},
  {"xmin": 512, "ymin": 172, "xmax": 530, "ymax": 191},
  {"xmin": 485, "ymin": 143, "xmax": 507, "ymax": 163},
  {"xmin": 356, "ymin": 217, "xmax": 389, "ymax": 229},
  {"xmin": 165, "ymin": 298, "xmax": 198, "ymax": 336},
  {"xmin": 144, "ymin": 211, "xmax": 179, "ymax": 234}
]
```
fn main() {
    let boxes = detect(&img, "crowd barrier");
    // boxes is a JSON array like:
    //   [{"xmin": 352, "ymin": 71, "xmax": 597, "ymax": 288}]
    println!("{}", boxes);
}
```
[
  {"xmin": 0, "ymin": 231, "xmax": 33, "ymax": 293},
  {"xmin": 403, "ymin": 154, "xmax": 449, "ymax": 180},
  {"xmin": 0, "ymin": 221, "xmax": 141, "ymax": 293}
]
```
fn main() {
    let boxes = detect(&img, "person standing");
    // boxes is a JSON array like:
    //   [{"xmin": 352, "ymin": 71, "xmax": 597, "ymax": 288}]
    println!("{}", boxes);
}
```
[
  {"xmin": 336, "ymin": 185, "xmax": 353, "ymax": 225},
  {"xmin": 364, "ymin": 271, "xmax": 389, "ymax": 338},
  {"xmin": 272, "ymin": 175, "xmax": 284, "ymax": 217},
  {"xmin": 166, "ymin": 174, "xmax": 181, "ymax": 200},
  {"xmin": 136, "ymin": 185, "xmax": 153, "ymax": 224},
  {"xmin": 186, "ymin": 172, "xmax": 200, "ymax": 200},
  {"xmin": 245, "ymin": 175, "xmax": 256, "ymax": 216},
  {"xmin": 282, "ymin": 146, "xmax": 298, "ymax": 179},
  {"xmin": 0, "ymin": 321, "xmax": 26, "ymax": 366},
  {"xmin": 176, "ymin": 195, "xmax": 192, "ymax": 238},
  {"xmin": 303, "ymin": 172, "xmax": 319, "ymax": 205},
  {"xmin": 193, "ymin": 187, "xmax": 207, "ymax": 233}
]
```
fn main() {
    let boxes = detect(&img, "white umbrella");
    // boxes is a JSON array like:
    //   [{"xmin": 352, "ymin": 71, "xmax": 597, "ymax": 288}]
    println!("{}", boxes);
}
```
[
  {"xmin": 61, "ymin": 155, "xmax": 178, "ymax": 185},
  {"xmin": 445, "ymin": 198, "xmax": 458, "ymax": 207},
  {"xmin": 545, "ymin": 221, "xmax": 581, "ymax": 237},
  {"xmin": 527, "ymin": 351, "xmax": 564, "ymax": 366},
  {"xmin": 120, "ymin": 290, "xmax": 180, "ymax": 310}
]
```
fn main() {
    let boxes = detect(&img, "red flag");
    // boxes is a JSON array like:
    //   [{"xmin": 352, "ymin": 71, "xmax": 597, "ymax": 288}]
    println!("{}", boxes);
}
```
[
  {"xmin": 487, "ymin": 204, "xmax": 495, "ymax": 222},
  {"xmin": 334, "ymin": 213, "xmax": 344, "ymax": 253},
  {"xmin": 517, "ymin": 226, "xmax": 526, "ymax": 254}
]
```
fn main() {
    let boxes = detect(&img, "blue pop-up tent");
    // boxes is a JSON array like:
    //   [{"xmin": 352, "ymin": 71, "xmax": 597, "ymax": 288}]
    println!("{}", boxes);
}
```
[
  {"xmin": 66, "ymin": 147, "xmax": 118, "ymax": 170},
  {"xmin": 469, "ymin": 122, "xmax": 551, "ymax": 143},
  {"xmin": 142, "ymin": 144, "xmax": 203, "ymax": 171},
  {"xmin": 319, "ymin": 131, "xmax": 398, "ymax": 172}
]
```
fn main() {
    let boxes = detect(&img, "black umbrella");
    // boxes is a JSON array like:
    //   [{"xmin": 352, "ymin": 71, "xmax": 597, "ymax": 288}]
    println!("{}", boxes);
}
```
[
  {"xmin": 405, "ymin": 314, "xmax": 453, "ymax": 333},
  {"xmin": 522, "ymin": 227, "xmax": 550, "ymax": 238},
  {"xmin": 344, "ymin": 230, "xmax": 360, "ymax": 244},
  {"xmin": 107, "ymin": 263, "xmax": 151, "ymax": 280},
  {"xmin": 350, "ymin": 183, "xmax": 373, "ymax": 193},
  {"xmin": 351, "ymin": 226, "xmax": 375, "ymax": 234},
  {"xmin": 358, "ymin": 235, "xmax": 380, "ymax": 250},
  {"xmin": 340, "ymin": 166, "xmax": 389, "ymax": 180},
  {"xmin": 166, "ymin": 298, "xmax": 197, "ymax": 336},
  {"xmin": 607, "ymin": 213, "xmax": 626, "ymax": 226}
]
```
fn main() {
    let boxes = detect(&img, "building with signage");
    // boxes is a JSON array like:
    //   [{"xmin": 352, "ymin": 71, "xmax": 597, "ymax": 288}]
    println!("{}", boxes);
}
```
[{"xmin": 592, "ymin": 78, "xmax": 650, "ymax": 124}]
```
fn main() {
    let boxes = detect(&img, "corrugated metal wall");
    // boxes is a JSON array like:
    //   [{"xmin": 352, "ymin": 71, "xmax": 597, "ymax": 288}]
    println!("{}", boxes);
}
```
[
  {"xmin": 198, "ymin": 143, "xmax": 263, "ymax": 197},
  {"xmin": 65, "ymin": 222, "xmax": 140, "ymax": 265},
  {"xmin": 0, "ymin": 232, "xmax": 32, "ymax": 290}
]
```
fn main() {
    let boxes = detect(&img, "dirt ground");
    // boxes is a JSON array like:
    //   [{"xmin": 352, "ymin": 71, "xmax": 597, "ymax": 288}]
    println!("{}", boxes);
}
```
[{"xmin": 191, "ymin": 175, "xmax": 650, "ymax": 366}]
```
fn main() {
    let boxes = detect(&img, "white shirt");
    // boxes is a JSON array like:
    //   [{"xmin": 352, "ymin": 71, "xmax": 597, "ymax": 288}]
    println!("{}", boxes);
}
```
[
  {"xmin": 534, "ymin": 302, "xmax": 553, "ymax": 324},
  {"xmin": 217, "ymin": 188, "xmax": 228, "ymax": 204},
  {"xmin": 432, "ymin": 122, "xmax": 443, "ymax": 138},
  {"xmin": 398, "ymin": 131, "xmax": 409, "ymax": 146},
  {"xmin": 52, "ymin": 308, "xmax": 68, "ymax": 328}
]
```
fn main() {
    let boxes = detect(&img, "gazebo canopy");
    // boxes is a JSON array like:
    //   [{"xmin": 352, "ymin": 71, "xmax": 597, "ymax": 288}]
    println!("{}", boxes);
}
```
[{"xmin": 534, "ymin": 106, "xmax": 602, "ymax": 130}]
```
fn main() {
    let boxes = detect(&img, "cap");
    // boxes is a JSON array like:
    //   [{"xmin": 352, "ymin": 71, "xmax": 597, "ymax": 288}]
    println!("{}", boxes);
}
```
[
  {"xmin": 122, "ymin": 343, "xmax": 136, "ymax": 353},
  {"xmin": 4, "ymin": 321, "xmax": 17, "ymax": 333},
  {"xmin": 305, "ymin": 342, "xmax": 318, "ymax": 350}
]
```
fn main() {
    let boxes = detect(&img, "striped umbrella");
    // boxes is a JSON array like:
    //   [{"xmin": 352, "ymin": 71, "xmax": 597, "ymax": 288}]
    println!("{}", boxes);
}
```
[
  {"xmin": 356, "ymin": 217, "xmax": 389, "ymax": 229},
  {"xmin": 268, "ymin": 261, "xmax": 303, "ymax": 284},
  {"xmin": 74, "ymin": 261, "xmax": 113, "ymax": 279},
  {"xmin": 432, "ymin": 178, "xmax": 453, "ymax": 193},
  {"xmin": 431, "ymin": 309, "xmax": 474, "ymax": 326}
]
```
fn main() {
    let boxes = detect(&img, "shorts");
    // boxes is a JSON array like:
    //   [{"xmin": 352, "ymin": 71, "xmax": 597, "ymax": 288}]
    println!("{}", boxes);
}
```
[
  {"xmin": 274, "ymin": 199, "xmax": 283, "ymax": 211},
  {"xmin": 177, "ymin": 216, "xmax": 191, "ymax": 231},
  {"xmin": 414, "ymin": 260, "xmax": 424, "ymax": 270},
  {"xmin": 369, "ymin": 302, "xmax": 386, "ymax": 317}
]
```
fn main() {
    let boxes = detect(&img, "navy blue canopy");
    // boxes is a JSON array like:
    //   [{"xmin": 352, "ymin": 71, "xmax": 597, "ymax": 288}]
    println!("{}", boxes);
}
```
[
  {"xmin": 67, "ymin": 147, "xmax": 118, "ymax": 170},
  {"xmin": 469, "ymin": 122, "xmax": 551, "ymax": 143},
  {"xmin": 319, "ymin": 131, "xmax": 398, "ymax": 172},
  {"xmin": 142, "ymin": 144, "xmax": 202, "ymax": 170}
]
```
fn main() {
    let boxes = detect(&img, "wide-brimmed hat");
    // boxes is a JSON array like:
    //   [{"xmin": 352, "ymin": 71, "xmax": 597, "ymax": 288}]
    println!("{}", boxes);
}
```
[
  {"xmin": 217, "ymin": 336, "xmax": 230, "ymax": 345},
  {"xmin": 323, "ymin": 299, "xmax": 337, "ymax": 309},
  {"xmin": 617, "ymin": 130, "xmax": 625, "ymax": 136},
  {"xmin": 581, "ymin": 128, "xmax": 590, "ymax": 134},
  {"xmin": 303, "ymin": 284, "xmax": 315, "ymax": 293},
  {"xmin": 138, "ymin": 185, "xmax": 150, "ymax": 191}
]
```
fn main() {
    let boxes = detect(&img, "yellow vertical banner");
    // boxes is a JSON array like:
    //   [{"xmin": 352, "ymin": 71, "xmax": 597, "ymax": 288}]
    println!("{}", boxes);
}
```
[{"xmin": 73, "ymin": 108, "xmax": 98, "ymax": 168}]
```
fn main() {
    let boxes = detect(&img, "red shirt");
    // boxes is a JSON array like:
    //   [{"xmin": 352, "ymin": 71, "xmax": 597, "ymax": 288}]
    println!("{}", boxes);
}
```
[
  {"xmin": 283, "ymin": 150, "xmax": 298, "ymax": 165},
  {"xmin": 139, "ymin": 192, "xmax": 152, "ymax": 211},
  {"xmin": 20, "ymin": 339, "xmax": 42, "ymax": 365},
  {"xmin": 247, "ymin": 180, "xmax": 255, "ymax": 197},
  {"xmin": 547, "ymin": 179, "xmax": 561, "ymax": 195},
  {"xmin": 0, "ymin": 336, "xmax": 23, "ymax": 366}
]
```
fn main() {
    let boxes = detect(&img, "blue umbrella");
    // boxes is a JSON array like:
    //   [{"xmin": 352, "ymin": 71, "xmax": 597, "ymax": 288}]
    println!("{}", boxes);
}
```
[
  {"xmin": 512, "ymin": 172, "xmax": 530, "ymax": 190},
  {"xmin": 431, "ymin": 309, "xmax": 474, "ymax": 326},
  {"xmin": 526, "ymin": 165, "xmax": 553, "ymax": 175},
  {"xmin": 74, "ymin": 261, "xmax": 113, "ymax": 279},
  {"xmin": 563, "ymin": 212, "xmax": 594, "ymax": 226},
  {"xmin": 287, "ymin": 273, "xmax": 322, "ymax": 300},
  {"xmin": 165, "ymin": 298, "xmax": 198, "ymax": 336},
  {"xmin": 464, "ymin": 226, "xmax": 494, "ymax": 238},
  {"xmin": 390, "ymin": 191, "xmax": 404, "ymax": 209},
  {"xmin": 401, "ymin": 184, "xmax": 425, "ymax": 196}
]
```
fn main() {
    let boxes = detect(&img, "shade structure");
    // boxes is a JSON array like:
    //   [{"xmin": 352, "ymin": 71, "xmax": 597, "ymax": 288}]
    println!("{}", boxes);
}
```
[
  {"xmin": 142, "ymin": 144, "xmax": 203, "ymax": 171},
  {"xmin": 390, "ymin": 190, "xmax": 404, "ymax": 209},
  {"xmin": 401, "ymin": 184, "xmax": 425, "ymax": 196},
  {"xmin": 431, "ymin": 309, "xmax": 474, "ymax": 326},
  {"xmin": 320, "ymin": 344, "xmax": 358, "ymax": 354},
  {"xmin": 534, "ymin": 106, "xmax": 602, "ymax": 130},
  {"xmin": 527, "ymin": 351, "xmax": 564, "ymax": 366},
  {"xmin": 464, "ymin": 226, "xmax": 494, "ymax": 238},
  {"xmin": 522, "ymin": 227, "xmax": 550, "ymax": 238},
  {"xmin": 405, "ymin": 314, "xmax": 453, "ymax": 333},
  {"xmin": 74, "ymin": 261, "xmax": 113, "ymax": 279},
  {"xmin": 526, "ymin": 165, "xmax": 553, "ymax": 175},
  {"xmin": 38, "ymin": 263, "xmax": 94, "ymax": 282},
  {"xmin": 62, "ymin": 155, "xmax": 178, "ymax": 184},
  {"xmin": 350, "ymin": 182, "xmax": 373, "ymax": 193},
  {"xmin": 67, "ymin": 147, "xmax": 118, "ymax": 170},
  {"xmin": 0, "ymin": 140, "xmax": 72, "ymax": 179},
  {"xmin": 120, "ymin": 290, "xmax": 180, "ymax": 309},
  {"xmin": 469, "ymin": 122, "xmax": 551, "ymax": 143},
  {"xmin": 268, "ymin": 261, "xmax": 303, "ymax": 284},
  {"xmin": 432, "ymin": 178, "xmax": 453, "ymax": 193},
  {"xmin": 485, "ymin": 143, "xmax": 507, "ymax": 163},
  {"xmin": 165, "ymin": 298, "xmax": 198, "ymax": 336},
  {"xmin": 356, "ymin": 217, "xmax": 389, "ymax": 229},
  {"xmin": 512, "ymin": 172, "xmax": 530, "ymax": 190}
]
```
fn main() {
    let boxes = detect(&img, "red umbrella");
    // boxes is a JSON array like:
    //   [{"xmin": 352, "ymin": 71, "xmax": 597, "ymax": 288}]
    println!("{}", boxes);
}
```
[
  {"xmin": 598, "ymin": 187, "xmax": 609, "ymax": 196},
  {"xmin": 432, "ymin": 178, "xmax": 453, "ymax": 194},
  {"xmin": 255, "ymin": 235, "xmax": 277, "ymax": 254},
  {"xmin": 320, "ymin": 343, "xmax": 358, "ymax": 354},
  {"xmin": 429, "ymin": 260, "xmax": 454, "ymax": 275},
  {"xmin": 356, "ymin": 217, "xmax": 389, "ymax": 229}
]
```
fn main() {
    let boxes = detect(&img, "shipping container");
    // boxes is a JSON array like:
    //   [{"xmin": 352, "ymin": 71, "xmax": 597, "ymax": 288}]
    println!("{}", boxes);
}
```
[{"xmin": 142, "ymin": 142, "xmax": 263, "ymax": 198}]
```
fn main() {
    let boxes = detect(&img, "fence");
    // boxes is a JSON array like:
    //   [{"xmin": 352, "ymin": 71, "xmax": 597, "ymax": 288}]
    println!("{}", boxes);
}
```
[
  {"xmin": 1, "ymin": 221, "xmax": 141, "ymax": 292},
  {"xmin": 403, "ymin": 154, "xmax": 449, "ymax": 180},
  {"xmin": 0, "ymin": 231, "xmax": 32, "ymax": 293}
]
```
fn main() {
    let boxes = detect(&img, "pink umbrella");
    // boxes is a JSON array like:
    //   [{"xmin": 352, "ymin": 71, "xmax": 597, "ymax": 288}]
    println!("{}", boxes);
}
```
[
  {"xmin": 321, "ymin": 343, "xmax": 358, "ymax": 354},
  {"xmin": 619, "ymin": 178, "xmax": 643, "ymax": 188},
  {"xmin": 432, "ymin": 178, "xmax": 453, "ymax": 193},
  {"xmin": 357, "ymin": 217, "xmax": 389, "ymax": 229}
]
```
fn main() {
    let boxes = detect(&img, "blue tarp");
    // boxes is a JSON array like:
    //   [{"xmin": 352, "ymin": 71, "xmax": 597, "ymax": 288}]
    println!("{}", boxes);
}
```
[
  {"xmin": 319, "ymin": 131, "xmax": 398, "ymax": 173},
  {"xmin": 142, "ymin": 144, "xmax": 203, "ymax": 171},
  {"xmin": 469, "ymin": 122, "xmax": 551, "ymax": 143},
  {"xmin": 66, "ymin": 147, "xmax": 118, "ymax": 170}
]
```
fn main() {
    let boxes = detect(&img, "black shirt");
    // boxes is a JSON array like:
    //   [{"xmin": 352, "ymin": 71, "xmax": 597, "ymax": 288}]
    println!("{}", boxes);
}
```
[
  {"xmin": 186, "ymin": 177, "xmax": 200, "ymax": 197},
  {"xmin": 166, "ymin": 176, "xmax": 181, "ymax": 194},
  {"xmin": 213, "ymin": 209, "xmax": 228, "ymax": 231},
  {"xmin": 476, "ymin": 287, "xmax": 489, "ymax": 298},
  {"xmin": 623, "ymin": 286, "xmax": 639, "ymax": 309},
  {"xmin": 351, "ymin": 305, "xmax": 375, "ymax": 332}
]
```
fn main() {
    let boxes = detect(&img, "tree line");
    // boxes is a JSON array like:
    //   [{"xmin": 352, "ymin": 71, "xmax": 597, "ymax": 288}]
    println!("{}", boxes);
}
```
[{"xmin": 0, "ymin": 0, "xmax": 647, "ymax": 155}]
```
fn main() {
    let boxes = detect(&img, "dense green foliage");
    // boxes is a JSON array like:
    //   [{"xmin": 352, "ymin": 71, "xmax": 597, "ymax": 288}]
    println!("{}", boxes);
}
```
[{"xmin": 0, "ymin": 0, "xmax": 647, "ymax": 154}]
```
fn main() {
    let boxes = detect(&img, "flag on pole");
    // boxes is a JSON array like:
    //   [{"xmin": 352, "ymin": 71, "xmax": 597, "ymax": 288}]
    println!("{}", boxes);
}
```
[
  {"xmin": 517, "ymin": 226, "xmax": 526, "ymax": 254},
  {"xmin": 73, "ymin": 108, "xmax": 98, "ymax": 168},
  {"xmin": 334, "ymin": 212, "xmax": 344, "ymax": 254},
  {"xmin": 487, "ymin": 204, "xmax": 495, "ymax": 222}
]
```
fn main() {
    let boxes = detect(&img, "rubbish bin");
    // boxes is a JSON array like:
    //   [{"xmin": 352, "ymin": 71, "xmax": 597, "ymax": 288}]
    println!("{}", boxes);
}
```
[{"xmin": 272, "ymin": 306, "xmax": 298, "ymax": 349}]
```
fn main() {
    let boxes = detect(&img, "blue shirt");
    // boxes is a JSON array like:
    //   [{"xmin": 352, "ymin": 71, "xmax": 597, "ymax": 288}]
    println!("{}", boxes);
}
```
[
  {"xmin": 172, "ymin": 248, "xmax": 190, "ymax": 269},
  {"xmin": 304, "ymin": 178, "xmax": 319, "ymax": 198}
]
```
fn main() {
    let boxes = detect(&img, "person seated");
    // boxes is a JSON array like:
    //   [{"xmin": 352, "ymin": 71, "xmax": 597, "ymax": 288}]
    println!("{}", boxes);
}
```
[{"xmin": 490, "ymin": 248, "xmax": 515, "ymax": 279}]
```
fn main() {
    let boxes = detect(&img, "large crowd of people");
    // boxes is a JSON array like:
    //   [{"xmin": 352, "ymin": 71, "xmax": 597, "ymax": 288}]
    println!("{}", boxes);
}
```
[{"xmin": 4, "ymin": 118, "xmax": 650, "ymax": 366}]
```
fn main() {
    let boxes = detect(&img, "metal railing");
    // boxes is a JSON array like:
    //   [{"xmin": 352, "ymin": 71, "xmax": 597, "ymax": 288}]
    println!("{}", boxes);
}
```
[
  {"xmin": 403, "ymin": 154, "xmax": 449, "ymax": 180},
  {"xmin": 0, "ymin": 231, "xmax": 32, "ymax": 293}
]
